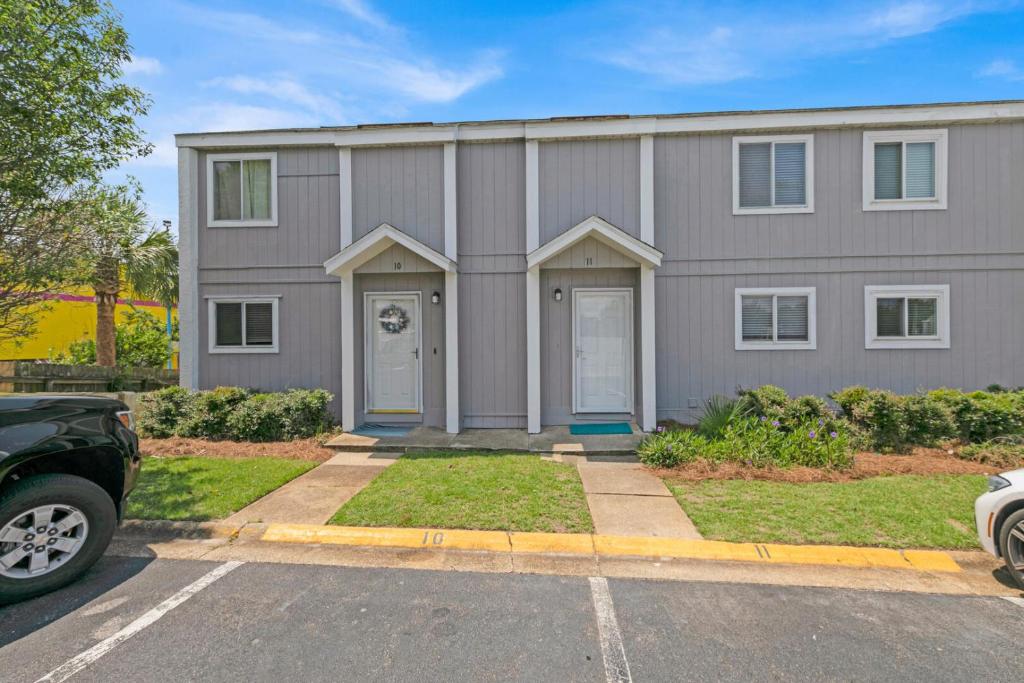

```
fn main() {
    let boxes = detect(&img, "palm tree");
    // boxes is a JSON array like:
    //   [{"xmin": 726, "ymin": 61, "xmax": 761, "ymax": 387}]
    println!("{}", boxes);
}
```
[{"xmin": 76, "ymin": 183, "xmax": 178, "ymax": 367}]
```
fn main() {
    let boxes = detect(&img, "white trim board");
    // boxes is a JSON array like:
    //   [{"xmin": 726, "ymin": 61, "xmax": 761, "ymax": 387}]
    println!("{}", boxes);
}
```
[
  {"xmin": 324, "ymin": 223, "xmax": 457, "ymax": 276},
  {"xmin": 176, "ymin": 101, "xmax": 1024, "ymax": 148},
  {"xmin": 527, "ymin": 216, "xmax": 663, "ymax": 270}
]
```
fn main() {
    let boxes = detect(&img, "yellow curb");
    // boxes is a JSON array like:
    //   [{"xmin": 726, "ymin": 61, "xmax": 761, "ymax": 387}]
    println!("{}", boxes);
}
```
[
  {"xmin": 259, "ymin": 524, "xmax": 962, "ymax": 573},
  {"xmin": 510, "ymin": 532, "xmax": 594, "ymax": 555},
  {"xmin": 262, "ymin": 524, "xmax": 510, "ymax": 552},
  {"xmin": 593, "ymin": 535, "xmax": 763, "ymax": 563},
  {"xmin": 903, "ymin": 549, "xmax": 963, "ymax": 573}
]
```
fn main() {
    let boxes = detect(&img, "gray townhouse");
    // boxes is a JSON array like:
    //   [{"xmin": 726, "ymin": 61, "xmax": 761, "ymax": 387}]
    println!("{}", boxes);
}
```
[{"xmin": 175, "ymin": 100, "xmax": 1024, "ymax": 435}]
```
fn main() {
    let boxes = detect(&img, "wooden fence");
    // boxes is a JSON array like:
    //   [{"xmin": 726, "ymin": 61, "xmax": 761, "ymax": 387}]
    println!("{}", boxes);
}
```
[{"xmin": 0, "ymin": 361, "xmax": 178, "ymax": 393}]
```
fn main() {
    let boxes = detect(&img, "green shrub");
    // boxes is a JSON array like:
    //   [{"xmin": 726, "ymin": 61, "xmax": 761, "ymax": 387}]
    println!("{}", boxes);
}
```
[
  {"xmin": 959, "ymin": 436, "xmax": 1024, "ymax": 469},
  {"xmin": 829, "ymin": 386, "xmax": 871, "ymax": 416},
  {"xmin": 738, "ymin": 385, "xmax": 841, "ymax": 434},
  {"xmin": 902, "ymin": 394, "xmax": 956, "ymax": 446},
  {"xmin": 637, "ymin": 429, "xmax": 709, "ymax": 468},
  {"xmin": 927, "ymin": 388, "xmax": 1024, "ymax": 442},
  {"xmin": 177, "ymin": 386, "xmax": 252, "ymax": 439},
  {"xmin": 50, "ymin": 309, "xmax": 173, "ymax": 369},
  {"xmin": 697, "ymin": 395, "xmax": 751, "ymax": 438},
  {"xmin": 137, "ymin": 386, "xmax": 196, "ymax": 438},
  {"xmin": 225, "ymin": 389, "xmax": 333, "ymax": 442},
  {"xmin": 738, "ymin": 385, "xmax": 790, "ymax": 422},
  {"xmin": 137, "ymin": 386, "xmax": 333, "ymax": 441}
]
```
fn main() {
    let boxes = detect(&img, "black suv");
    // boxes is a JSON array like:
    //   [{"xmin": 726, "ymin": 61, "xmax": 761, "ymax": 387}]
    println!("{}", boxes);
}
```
[{"xmin": 0, "ymin": 395, "xmax": 141, "ymax": 603}]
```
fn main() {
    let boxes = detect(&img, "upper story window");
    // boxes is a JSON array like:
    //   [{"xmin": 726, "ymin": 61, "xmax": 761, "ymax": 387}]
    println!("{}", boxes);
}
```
[
  {"xmin": 864, "ymin": 285, "xmax": 949, "ymax": 349},
  {"xmin": 862, "ymin": 130, "xmax": 947, "ymax": 211},
  {"xmin": 207, "ymin": 296, "xmax": 280, "ymax": 353},
  {"xmin": 734, "ymin": 287, "xmax": 817, "ymax": 350},
  {"xmin": 206, "ymin": 152, "xmax": 278, "ymax": 227},
  {"xmin": 732, "ymin": 134, "xmax": 814, "ymax": 215}
]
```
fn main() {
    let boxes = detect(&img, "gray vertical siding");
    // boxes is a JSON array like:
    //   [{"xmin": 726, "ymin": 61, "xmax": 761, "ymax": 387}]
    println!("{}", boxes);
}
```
[
  {"xmin": 457, "ymin": 142, "xmax": 529, "ymax": 428},
  {"xmin": 538, "ymin": 138, "xmax": 641, "ymax": 244},
  {"xmin": 352, "ymin": 145, "xmax": 445, "ymax": 253},
  {"xmin": 192, "ymin": 121, "xmax": 1024, "ymax": 428},
  {"xmin": 653, "ymin": 122, "xmax": 1024, "ymax": 422}
]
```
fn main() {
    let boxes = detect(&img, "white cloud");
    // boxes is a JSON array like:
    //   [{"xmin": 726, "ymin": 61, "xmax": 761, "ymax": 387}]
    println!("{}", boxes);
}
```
[
  {"xmin": 601, "ymin": 1, "xmax": 1009, "ymax": 85},
  {"xmin": 203, "ymin": 75, "xmax": 346, "ymax": 121},
  {"xmin": 978, "ymin": 58, "xmax": 1024, "ymax": 80},
  {"xmin": 174, "ymin": 4, "xmax": 322, "ymax": 45},
  {"xmin": 327, "ymin": 0, "xmax": 394, "ymax": 31},
  {"xmin": 124, "ymin": 55, "xmax": 163, "ymax": 76}
]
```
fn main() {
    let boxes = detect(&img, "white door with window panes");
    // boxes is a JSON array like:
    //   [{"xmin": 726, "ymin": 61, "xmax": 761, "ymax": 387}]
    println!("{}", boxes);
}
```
[{"xmin": 365, "ymin": 293, "xmax": 421, "ymax": 413}]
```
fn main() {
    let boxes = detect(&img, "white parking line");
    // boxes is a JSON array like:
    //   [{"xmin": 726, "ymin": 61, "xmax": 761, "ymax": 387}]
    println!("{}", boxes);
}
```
[
  {"xmin": 35, "ymin": 561, "xmax": 244, "ymax": 683},
  {"xmin": 589, "ymin": 576, "xmax": 632, "ymax": 683}
]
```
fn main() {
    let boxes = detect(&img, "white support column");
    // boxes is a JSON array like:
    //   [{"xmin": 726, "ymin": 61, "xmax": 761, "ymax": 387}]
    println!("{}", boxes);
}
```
[
  {"xmin": 177, "ymin": 147, "xmax": 200, "ymax": 389},
  {"xmin": 443, "ymin": 141, "xmax": 460, "ymax": 433},
  {"xmin": 340, "ymin": 270, "xmax": 356, "ymax": 432},
  {"xmin": 338, "ymin": 147, "xmax": 353, "ymax": 248},
  {"xmin": 525, "ymin": 140, "xmax": 539, "ymax": 253},
  {"xmin": 640, "ymin": 264, "xmax": 657, "ymax": 432},
  {"xmin": 526, "ymin": 265, "xmax": 541, "ymax": 433},
  {"xmin": 443, "ymin": 142, "xmax": 458, "ymax": 260},
  {"xmin": 444, "ymin": 270, "xmax": 460, "ymax": 433},
  {"xmin": 640, "ymin": 135, "xmax": 654, "ymax": 244}
]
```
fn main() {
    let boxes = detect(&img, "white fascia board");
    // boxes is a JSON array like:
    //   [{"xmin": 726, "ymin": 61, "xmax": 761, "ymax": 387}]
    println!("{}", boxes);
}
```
[
  {"xmin": 526, "ymin": 215, "xmax": 663, "ymax": 269},
  {"xmin": 176, "ymin": 102, "xmax": 1024, "ymax": 149},
  {"xmin": 323, "ymin": 223, "xmax": 457, "ymax": 275}
]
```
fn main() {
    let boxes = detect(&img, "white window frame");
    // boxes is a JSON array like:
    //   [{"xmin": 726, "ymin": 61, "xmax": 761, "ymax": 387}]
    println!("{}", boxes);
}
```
[
  {"xmin": 862, "ymin": 129, "xmax": 947, "ymax": 211},
  {"xmin": 732, "ymin": 134, "xmax": 815, "ymax": 215},
  {"xmin": 206, "ymin": 152, "xmax": 278, "ymax": 227},
  {"xmin": 864, "ymin": 285, "xmax": 949, "ymax": 350},
  {"xmin": 206, "ymin": 296, "xmax": 280, "ymax": 354},
  {"xmin": 734, "ymin": 287, "xmax": 817, "ymax": 351}
]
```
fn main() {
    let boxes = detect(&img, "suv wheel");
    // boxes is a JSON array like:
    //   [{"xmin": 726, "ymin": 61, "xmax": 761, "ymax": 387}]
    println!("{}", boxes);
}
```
[{"xmin": 0, "ymin": 474, "xmax": 116, "ymax": 604}]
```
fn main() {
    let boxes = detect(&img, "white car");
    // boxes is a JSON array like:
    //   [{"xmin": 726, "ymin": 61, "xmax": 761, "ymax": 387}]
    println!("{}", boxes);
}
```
[{"xmin": 975, "ymin": 469, "xmax": 1024, "ymax": 588}]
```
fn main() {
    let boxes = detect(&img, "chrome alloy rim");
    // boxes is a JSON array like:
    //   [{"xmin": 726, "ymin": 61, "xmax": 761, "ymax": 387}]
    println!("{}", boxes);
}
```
[
  {"xmin": 0, "ymin": 505, "xmax": 89, "ymax": 579},
  {"xmin": 1009, "ymin": 520, "xmax": 1024, "ymax": 574}
]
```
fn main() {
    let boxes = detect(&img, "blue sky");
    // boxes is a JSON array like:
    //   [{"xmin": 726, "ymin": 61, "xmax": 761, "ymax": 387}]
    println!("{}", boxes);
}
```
[{"xmin": 115, "ymin": 0, "xmax": 1024, "ymax": 229}]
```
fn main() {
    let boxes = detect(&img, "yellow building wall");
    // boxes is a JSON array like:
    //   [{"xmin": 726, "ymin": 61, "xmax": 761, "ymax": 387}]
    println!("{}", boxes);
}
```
[{"xmin": 0, "ymin": 288, "xmax": 178, "ymax": 367}]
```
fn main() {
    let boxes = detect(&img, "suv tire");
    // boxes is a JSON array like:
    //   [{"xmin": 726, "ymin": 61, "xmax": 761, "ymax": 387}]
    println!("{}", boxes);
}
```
[{"xmin": 0, "ymin": 474, "xmax": 116, "ymax": 604}]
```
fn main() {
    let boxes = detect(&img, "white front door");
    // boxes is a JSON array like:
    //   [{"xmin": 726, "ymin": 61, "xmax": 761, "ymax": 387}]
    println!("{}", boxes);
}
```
[
  {"xmin": 365, "ymin": 292, "xmax": 421, "ymax": 413},
  {"xmin": 573, "ymin": 288, "xmax": 634, "ymax": 414}
]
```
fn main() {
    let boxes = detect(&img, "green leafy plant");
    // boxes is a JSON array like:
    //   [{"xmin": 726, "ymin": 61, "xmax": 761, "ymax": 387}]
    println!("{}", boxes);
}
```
[
  {"xmin": 137, "ymin": 386, "xmax": 196, "ymax": 438},
  {"xmin": 177, "ymin": 386, "xmax": 252, "ymax": 439},
  {"xmin": 959, "ymin": 436, "xmax": 1024, "ymax": 469},
  {"xmin": 50, "ymin": 308, "xmax": 172, "ymax": 368},
  {"xmin": 697, "ymin": 395, "xmax": 751, "ymax": 438},
  {"xmin": 637, "ymin": 429, "xmax": 709, "ymax": 468}
]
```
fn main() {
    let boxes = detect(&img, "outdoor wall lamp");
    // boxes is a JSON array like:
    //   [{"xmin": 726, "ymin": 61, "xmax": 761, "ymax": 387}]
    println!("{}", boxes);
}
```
[
  {"xmin": 431, "ymin": 291, "xmax": 441, "ymax": 305},
  {"xmin": 553, "ymin": 288, "xmax": 563, "ymax": 302}
]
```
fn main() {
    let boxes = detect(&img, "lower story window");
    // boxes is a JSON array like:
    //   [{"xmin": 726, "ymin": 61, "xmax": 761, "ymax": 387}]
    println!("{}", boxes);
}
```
[
  {"xmin": 734, "ymin": 287, "xmax": 816, "ymax": 350},
  {"xmin": 208, "ymin": 297, "xmax": 280, "ymax": 353},
  {"xmin": 864, "ymin": 285, "xmax": 949, "ymax": 349}
]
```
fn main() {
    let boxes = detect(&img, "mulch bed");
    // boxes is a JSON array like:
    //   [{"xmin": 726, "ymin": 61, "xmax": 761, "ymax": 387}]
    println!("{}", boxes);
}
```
[
  {"xmin": 657, "ymin": 448, "xmax": 999, "ymax": 483},
  {"xmin": 139, "ymin": 437, "xmax": 336, "ymax": 463}
]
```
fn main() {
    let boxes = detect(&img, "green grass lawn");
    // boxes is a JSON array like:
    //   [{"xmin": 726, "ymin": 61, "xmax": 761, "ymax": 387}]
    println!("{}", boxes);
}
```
[
  {"xmin": 330, "ymin": 452, "xmax": 593, "ymax": 533},
  {"xmin": 666, "ymin": 475, "xmax": 987, "ymax": 549},
  {"xmin": 126, "ymin": 456, "xmax": 316, "ymax": 521}
]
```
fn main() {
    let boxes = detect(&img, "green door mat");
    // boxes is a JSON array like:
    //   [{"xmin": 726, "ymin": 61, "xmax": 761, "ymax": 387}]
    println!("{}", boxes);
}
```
[{"xmin": 569, "ymin": 422, "xmax": 632, "ymax": 435}]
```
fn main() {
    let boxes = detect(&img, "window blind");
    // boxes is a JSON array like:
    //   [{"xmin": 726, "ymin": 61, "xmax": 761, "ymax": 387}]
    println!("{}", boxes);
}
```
[
  {"xmin": 741, "ymin": 296, "xmax": 773, "ymax": 341},
  {"xmin": 739, "ymin": 143, "xmax": 771, "ymax": 208},
  {"xmin": 776, "ymin": 296, "xmax": 809, "ymax": 341},
  {"xmin": 874, "ymin": 143, "xmax": 902, "ymax": 200},
  {"xmin": 215, "ymin": 303, "xmax": 243, "ymax": 346},
  {"xmin": 244, "ymin": 302, "xmax": 275, "ymax": 345},
  {"xmin": 876, "ymin": 298, "xmax": 905, "ymax": 337},
  {"xmin": 213, "ymin": 161, "xmax": 242, "ymax": 221},
  {"xmin": 905, "ymin": 142, "xmax": 935, "ymax": 199},
  {"xmin": 907, "ymin": 298, "xmax": 937, "ymax": 336},
  {"xmin": 773, "ymin": 142, "xmax": 806, "ymax": 206}
]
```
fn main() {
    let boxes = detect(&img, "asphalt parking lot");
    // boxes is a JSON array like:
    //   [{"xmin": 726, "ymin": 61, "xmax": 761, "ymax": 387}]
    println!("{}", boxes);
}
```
[{"xmin": 2, "ymin": 555, "xmax": 1023, "ymax": 682}]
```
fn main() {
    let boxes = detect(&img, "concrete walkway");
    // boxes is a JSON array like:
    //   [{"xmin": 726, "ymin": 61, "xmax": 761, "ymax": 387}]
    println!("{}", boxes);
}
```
[
  {"xmin": 576, "ymin": 461, "xmax": 702, "ymax": 539},
  {"xmin": 223, "ymin": 452, "xmax": 397, "ymax": 526}
]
